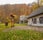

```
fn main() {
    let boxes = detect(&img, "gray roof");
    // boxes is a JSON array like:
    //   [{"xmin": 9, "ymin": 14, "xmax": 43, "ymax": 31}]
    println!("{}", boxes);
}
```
[{"xmin": 28, "ymin": 6, "xmax": 43, "ymax": 18}]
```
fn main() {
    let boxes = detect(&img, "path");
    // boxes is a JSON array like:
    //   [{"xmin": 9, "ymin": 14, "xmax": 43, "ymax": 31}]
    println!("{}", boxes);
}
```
[{"xmin": 3, "ymin": 26, "xmax": 43, "ymax": 32}]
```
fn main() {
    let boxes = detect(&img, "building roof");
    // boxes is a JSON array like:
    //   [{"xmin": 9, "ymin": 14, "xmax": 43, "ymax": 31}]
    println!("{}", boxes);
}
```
[{"xmin": 28, "ymin": 6, "xmax": 43, "ymax": 18}]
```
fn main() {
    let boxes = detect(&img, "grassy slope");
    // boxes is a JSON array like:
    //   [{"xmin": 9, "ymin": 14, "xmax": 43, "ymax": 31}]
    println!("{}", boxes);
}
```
[{"xmin": 0, "ymin": 30, "xmax": 43, "ymax": 40}]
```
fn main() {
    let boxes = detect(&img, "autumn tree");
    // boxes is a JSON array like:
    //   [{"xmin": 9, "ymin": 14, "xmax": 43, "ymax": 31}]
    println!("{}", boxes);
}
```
[{"xmin": 32, "ymin": 2, "xmax": 39, "ymax": 11}]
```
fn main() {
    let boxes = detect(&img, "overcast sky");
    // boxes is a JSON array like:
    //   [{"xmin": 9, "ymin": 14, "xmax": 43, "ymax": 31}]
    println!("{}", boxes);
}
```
[{"xmin": 0, "ymin": 0, "xmax": 38, "ymax": 5}]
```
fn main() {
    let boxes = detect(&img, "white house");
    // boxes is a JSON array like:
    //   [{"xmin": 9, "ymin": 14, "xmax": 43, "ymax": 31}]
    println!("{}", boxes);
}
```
[
  {"xmin": 28, "ymin": 6, "xmax": 43, "ymax": 26},
  {"xmin": 19, "ymin": 15, "xmax": 28, "ymax": 23}
]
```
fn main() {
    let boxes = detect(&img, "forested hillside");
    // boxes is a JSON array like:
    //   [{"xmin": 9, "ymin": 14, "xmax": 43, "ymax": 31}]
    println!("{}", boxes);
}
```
[{"xmin": 0, "ymin": 3, "xmax": 39, "ymax": 22}]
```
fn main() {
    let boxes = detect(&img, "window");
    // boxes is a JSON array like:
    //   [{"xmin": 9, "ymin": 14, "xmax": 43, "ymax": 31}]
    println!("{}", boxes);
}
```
[
  {"xmin": 39, "ymin": 17, "xmax": 43, "ymax": 24},
  {"xmin": 32, "ymin": 18, "xmax": 37, "ymax": 24}
]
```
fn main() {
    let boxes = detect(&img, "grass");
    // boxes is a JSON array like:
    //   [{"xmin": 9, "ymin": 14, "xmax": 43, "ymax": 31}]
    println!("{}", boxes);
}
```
[
  {"xmin": 0, "ymin": 23, "xmax": 27, "ymax": 31},
  {"xmin": 0, "ymin": 30, "xmax": 43, "ymax": 40},
  {"xmin": 15, "ymin": 23, "xmax": 27, "ymax": 26},
  {"xmin": 0, "ymin": 23, "xmax": 43, "ymax": 40},
  {"xmin": 0, "ymin": 23, "xmax": 11, "ymax": 31}
]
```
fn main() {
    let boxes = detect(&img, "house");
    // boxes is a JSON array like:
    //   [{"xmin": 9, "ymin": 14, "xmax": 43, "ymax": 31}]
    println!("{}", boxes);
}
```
[
  {"xmin": 28, "ymin": 6, "xmax": 43, "ymax": 26},
  {"xmin": 19, "ymin": 15, "xmax": 28, "ymax": 23}
]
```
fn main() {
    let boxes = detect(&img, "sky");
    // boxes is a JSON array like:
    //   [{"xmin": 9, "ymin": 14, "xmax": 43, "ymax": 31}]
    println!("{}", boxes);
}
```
[{"xmin": 0, "ymin": 0, "xmax": 38, "ymax": 5}]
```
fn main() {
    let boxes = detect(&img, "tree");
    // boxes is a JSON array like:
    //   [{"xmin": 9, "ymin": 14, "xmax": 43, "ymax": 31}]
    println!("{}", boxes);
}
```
[{"xmin": 32, "ymin": 2, "xmax": 39, "ymax": 11}]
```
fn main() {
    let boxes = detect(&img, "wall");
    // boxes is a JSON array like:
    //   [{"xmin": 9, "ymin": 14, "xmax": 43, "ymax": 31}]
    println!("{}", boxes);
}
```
[{"xmin": 28, "ymin": 14, "xmax": 43, "ymax": 26}]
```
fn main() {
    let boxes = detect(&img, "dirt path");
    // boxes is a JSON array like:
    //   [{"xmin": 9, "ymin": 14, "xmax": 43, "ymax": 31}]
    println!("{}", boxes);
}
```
[{"xmin": 3, "ymin": 26, "xmax": 43, "ymax": 32}]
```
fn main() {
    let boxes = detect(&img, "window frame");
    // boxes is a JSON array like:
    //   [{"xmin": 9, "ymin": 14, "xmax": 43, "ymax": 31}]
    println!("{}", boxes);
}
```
[
  {"xmin": 39, "ymin": 17, "xmax": 43, "ymax": 24},
  {"xmin": 32, "ymin": 18, "xmax": 37, "ymax": 24}
]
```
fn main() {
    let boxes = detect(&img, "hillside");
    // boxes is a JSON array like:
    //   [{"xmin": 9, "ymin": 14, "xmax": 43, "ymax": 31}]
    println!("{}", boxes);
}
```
[
  {"xmin": 0, "ymin": 3, "xmax": 39, "ymax": 22},
  {"xmin": 0, "ymin": 4, "xmax": 32, "ymax": 22}
]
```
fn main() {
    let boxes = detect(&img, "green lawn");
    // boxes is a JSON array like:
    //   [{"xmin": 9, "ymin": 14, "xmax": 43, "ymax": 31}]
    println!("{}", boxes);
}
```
[
  {"xmin": 0, "ymin": 30, "xmax": 43, "ymax": 40},
  {"xmin": 15, "ymin": 23, "xmax": 27, "ymax": 26},
  {"xmin": 0, "ymin": 23, "xmax": 11, "ymax": 31},
  {"xmin": 0, "ymin": 23, "xmax": 43, "ymax": 40},
  {"xmin": 0, "ymin": 23, "xmax": 27, "ymax": 31}
]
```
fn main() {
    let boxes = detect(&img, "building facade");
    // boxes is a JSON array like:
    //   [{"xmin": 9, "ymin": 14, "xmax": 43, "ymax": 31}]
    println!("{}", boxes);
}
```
[{"xmin": 28, "ymin": 6, "xmax": 43, "ymax": 26}]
